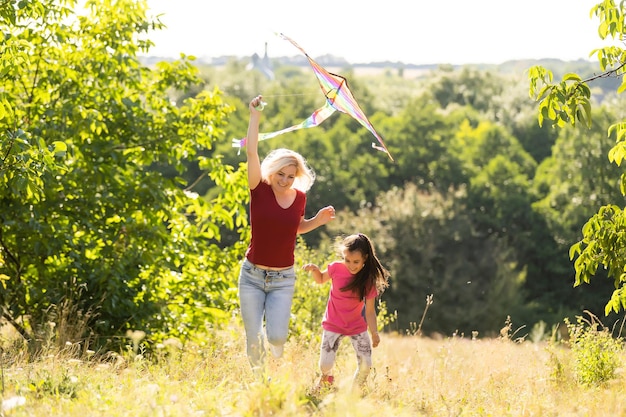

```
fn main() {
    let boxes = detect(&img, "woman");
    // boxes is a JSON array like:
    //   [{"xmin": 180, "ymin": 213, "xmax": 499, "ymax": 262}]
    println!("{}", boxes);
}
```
[{"xmin": 238, "ymin": 95, "xmax": 335, "ymax": 369}]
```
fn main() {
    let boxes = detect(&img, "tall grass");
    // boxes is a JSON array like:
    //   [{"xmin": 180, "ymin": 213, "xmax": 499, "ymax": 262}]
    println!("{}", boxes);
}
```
[{"xmin": 1, "ymin": 317, "xmax": 626, "ymax": 416}]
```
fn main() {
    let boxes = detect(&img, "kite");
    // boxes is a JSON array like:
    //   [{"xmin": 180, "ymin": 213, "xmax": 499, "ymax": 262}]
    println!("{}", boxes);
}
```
[{"xmin": 232, "ymin": 33, "xmax": 394, "ymax": 162}]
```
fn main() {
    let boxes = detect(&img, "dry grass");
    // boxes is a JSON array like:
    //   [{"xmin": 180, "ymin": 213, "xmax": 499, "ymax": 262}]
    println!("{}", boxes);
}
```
[{"xmin": 1, "ymin": 325, "xmax": 626, "ymax": 416}]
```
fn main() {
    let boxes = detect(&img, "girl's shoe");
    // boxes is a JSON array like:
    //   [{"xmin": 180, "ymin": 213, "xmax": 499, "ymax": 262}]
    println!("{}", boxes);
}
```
[
  {"xmin": 307, "ymin": 375, "xmax": 336, "ymax": 398},
  {"xmin": 319, "ymin": 375, "xmax": 334, "ymax": 385},
  {"xmin": 317, "ymin": 375, "xmax": 335, "ymax": 391}
]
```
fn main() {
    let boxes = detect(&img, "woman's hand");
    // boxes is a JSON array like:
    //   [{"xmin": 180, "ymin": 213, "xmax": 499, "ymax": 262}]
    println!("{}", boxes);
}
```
[
  {"xmin": 315, "ymin": 205, "xmax": 336, "ymax": 225},
  {"xmin": 249, "ymin": 95, "xmax": 264, "ymax": 114}
]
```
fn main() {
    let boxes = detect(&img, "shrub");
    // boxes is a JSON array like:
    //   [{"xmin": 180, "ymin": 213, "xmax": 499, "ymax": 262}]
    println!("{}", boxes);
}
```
[{"xmin": 565, "ymin": 311, "xmax": 623, "ymax": 386}]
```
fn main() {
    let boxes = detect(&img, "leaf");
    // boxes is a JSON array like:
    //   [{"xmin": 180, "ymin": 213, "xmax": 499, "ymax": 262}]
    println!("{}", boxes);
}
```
[
  {"xmin": 618, "ymin": 78, "xmax": 626, "ymax": 94},
  {"xmin": 579, "ymin": 100, "xmax": 592, "ymax": 128},
  {"xmin": 563, "ymin": 73, "xmax": 582, "ymax": 82},
  {"xmin": 569, "ymin": 242, "xmax": 582, "ymax": 260},
  {"xmin": 51, "ymin": 141, "xmax": 67, "ymax": 156}
]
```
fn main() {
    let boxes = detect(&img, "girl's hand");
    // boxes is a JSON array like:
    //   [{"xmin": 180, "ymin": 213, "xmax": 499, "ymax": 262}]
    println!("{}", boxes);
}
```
[
  {"xmin": 302, "ymin": 263, "xmax": 320, "ymax": 273},
  {"xmin": 371, "ymin": 332, "xmax": 380, "ymax": 348}
]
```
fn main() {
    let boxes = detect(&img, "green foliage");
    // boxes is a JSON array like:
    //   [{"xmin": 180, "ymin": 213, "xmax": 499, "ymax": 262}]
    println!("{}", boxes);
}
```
[
  {"xmin": 528, "ymin": 1, "xmax": 626, "ymax": 317},
  {"xmin": 291, "ymin": 240, "xmax": 334, "ymax": 339},
  {"xmin": 26, "ymin": 369, "xmax": 80, "ymax": 399},
  {"xmin": 590, "ymin": 1, "xmax": 626, "ymax": 94},
  {"xmin": 565, "ymin": 312, "xmax": 623, "ymax": 386},
  {"xmin": 0, "ymin": 0, "xmax": 71, "ymax": 204},
  {"xmin": 529, "ymin": 107, "xmax": 626, "ymax": 319},
  {"xmin": 356, "ymin": 68, "xmax": 426, "ymax": 115},
  {"xmin": 547, "ymin": 347, "xmax": 567, "ymax": 384},
  {"xmin": 0, "ymin": 0, "xmax": 248, "ymax": 349},
  {"xmin": 453, "ymin": 120, "xmax": 537, "ymax": 178},
  {"xmin": 533, "ymin": 108, "xmax": 626, "ymax": 246},
  {"xmin": 528, "ymin": 67, "xmax": 592, "ymax": 128},
  {"xmin": 570, "ymin": 205, "xmax": 626, "ymax": 315},
  {"xmin": 381, "ymin": 95, "xmax": 461, "ymax": 190},
  {"xmin": 430, "ymin": 67, "xmax": 507, "ymax": 113},
  {"xmin": 324, "ymin": 183, "xmax": 527, "ymax": 336},
  {"xmin": 453, "ymin": 119, "xmax": 539, "ymax": 246}
]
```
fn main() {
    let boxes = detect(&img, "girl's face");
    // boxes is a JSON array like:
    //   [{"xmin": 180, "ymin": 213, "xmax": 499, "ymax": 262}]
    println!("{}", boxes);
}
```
[
  {"xmin": 269, "ymin": 165, "xmax": 297, "ymax": 190},
  {"xmin": 342, "ymin": 249, "xmax": 366, "ymax": 274}
]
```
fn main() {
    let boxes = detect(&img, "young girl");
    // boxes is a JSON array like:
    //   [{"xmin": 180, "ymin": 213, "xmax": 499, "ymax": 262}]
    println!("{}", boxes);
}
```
[{"xmin": 303, "ymin": 233, "xmax": 390, "ymax": 392}]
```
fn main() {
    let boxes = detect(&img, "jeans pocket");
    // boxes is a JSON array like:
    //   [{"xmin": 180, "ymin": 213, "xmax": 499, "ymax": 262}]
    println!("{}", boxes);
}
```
[{"xmin": 281, "ymin": 269, "xmax": 296, "ymax": 280}]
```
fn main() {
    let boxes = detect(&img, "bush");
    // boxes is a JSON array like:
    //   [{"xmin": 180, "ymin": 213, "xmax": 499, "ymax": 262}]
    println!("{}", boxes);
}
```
[{"xmin": 565, "ymin": 311, "xmax": 623, "ymax": 386}]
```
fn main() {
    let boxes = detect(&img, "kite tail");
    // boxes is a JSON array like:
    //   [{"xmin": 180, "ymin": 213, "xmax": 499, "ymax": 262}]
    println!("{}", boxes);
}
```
[
  {"xmin": 372, "ymin": 143, "xmax": 394, "ymax": 162},
  {"xmin": 232, "ymin": 102, "xmax": 336, "ymax": 149},
  {"xmin": 232, "ymin": 138, "xmax": 247, "ymax": 148}
]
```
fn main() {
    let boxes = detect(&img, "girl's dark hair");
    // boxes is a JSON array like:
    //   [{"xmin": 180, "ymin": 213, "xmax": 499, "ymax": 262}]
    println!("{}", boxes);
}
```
[{"xmin": 338, "ymin": 233, "xmax": 390, "ymax": 300}]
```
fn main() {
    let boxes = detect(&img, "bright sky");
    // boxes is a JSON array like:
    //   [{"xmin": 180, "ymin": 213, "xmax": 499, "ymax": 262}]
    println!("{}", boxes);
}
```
[{"xmin": 145, "ymin": 0, "xmax": 610, "ymax": 65}]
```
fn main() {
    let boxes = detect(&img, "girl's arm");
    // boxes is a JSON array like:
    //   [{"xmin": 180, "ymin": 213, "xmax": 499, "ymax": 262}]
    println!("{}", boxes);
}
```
[
  {"xmin": 364, "ymin": 299, "xmax": 380, "ymax": 347},
  {"xmin": 246, "ymin": 96, "xmax": 263, "ymax": 190},
  {"xmin": 303, "ymin": 264, "xmax": 330, "ymax": 284},
  {"xmin": 297, "ymin": 206, "xmax": 335, "ymax": 234}
]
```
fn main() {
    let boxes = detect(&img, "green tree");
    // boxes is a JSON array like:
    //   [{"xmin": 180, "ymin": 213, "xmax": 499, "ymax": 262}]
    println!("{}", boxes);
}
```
[
  {"xmin": 528, "ymin": 0, "xmax": 626, "ymax": 316},
  {"xmin": 380, "ymin": 95, "xmax": 461, "ymax": 191},
  {"xmin": 0, "ymin": 0, "xmax": 69, "ymax": 205},
  {"xmin": 325, "ymin": 183, "xmax": 526, "ymax": 336},
  {"xmin": 0, "ymin": 0, "xmax": 247, "ymax": 348},
  {"xmin": 430, "ymin": 67, "xmax": 507, "ymax": 114},
  {"xmin": 533, "ymin": 108, "xmax": 626, "ymax": 246}
]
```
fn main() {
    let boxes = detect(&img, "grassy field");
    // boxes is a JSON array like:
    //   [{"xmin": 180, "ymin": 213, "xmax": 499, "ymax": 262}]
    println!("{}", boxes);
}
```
[{"xmin": 1, "ymin": 322, "xmax": 625, "ymax": 417}]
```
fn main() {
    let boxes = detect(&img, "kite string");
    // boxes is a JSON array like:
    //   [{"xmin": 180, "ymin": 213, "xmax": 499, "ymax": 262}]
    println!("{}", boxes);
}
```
[
  {"xmin": 256, "ymin": 93, "xmax": 317, "ymax": 98},
  {"xmin": 253, "ymin": 93, "xmax": 323, "ymax": 110},
  {"xmin": 256, "ymin": 92, "xmax": 335, "ymax": 107}
]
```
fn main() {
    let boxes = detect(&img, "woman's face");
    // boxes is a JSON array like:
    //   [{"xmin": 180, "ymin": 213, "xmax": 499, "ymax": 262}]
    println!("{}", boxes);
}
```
[
  {"xmin": 269, "ymin": 164, "xmax": 297, "ymax": 190},
  {"xmin": 342, "ymin": 249, "xmax": 366, "ymax": 274}
]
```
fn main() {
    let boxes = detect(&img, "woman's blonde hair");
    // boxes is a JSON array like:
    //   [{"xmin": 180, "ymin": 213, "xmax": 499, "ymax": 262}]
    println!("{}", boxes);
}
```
[{"xmin": 261, "ymin": 148, "xmax": 316, "ymax": 192}]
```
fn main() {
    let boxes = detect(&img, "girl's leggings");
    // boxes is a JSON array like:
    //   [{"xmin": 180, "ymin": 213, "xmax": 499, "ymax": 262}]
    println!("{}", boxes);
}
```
[{"xmin": 319, "ymin": 329, "xmax": 372, "ymax": 386}]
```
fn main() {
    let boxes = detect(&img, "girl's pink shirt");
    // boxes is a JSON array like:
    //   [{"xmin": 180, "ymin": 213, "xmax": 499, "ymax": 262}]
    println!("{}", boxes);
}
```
[{"xmin": 322, "ymin": 261, "xmax": 377, "ymax": 335}]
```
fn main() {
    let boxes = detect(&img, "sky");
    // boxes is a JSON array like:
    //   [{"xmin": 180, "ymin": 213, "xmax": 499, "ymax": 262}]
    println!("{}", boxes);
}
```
[{"xmin": 144, "ymin": 0, "xmax": 611, "ymax": 65}]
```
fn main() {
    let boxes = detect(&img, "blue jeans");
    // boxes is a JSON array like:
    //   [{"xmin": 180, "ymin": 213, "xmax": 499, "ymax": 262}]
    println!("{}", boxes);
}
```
[{"xmin": 238, "ymin": 258, "xmax": 296, "ymax": 367}]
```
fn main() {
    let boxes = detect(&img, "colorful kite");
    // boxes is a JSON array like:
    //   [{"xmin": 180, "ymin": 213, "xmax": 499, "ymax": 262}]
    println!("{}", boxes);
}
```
[{"xmin": 232, "ymin": 33, "xmax": 394, "ymax": 162}]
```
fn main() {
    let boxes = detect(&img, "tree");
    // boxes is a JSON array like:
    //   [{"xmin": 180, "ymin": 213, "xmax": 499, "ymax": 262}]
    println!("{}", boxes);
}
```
[
  {"xmin": 528, "ymin": 0, "xmax": 626, "ymax": 316},
  {"xmin": 0, "ymin": 0, "xmax": 248, "ymax": 349},
  {"xmin": 430, "ymin": 67, "xmax": 507, "ymax": 114},
  {"xmin": 324, "ymin": 183, "xmax": 527, "ymax": 336},
  {"xmin": 533, "ymin": 107, "xmax": 626, "ymax": 246},
  {"xmin": 380, "ymin": 95, "xmax": 461, "ymax": 191},
  {"xmin": 0, "ymin": 1, "xmax": 69, "ymax": 205}
]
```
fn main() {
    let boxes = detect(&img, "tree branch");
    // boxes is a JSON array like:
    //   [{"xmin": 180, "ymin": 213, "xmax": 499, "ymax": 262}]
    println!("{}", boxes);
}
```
[
  {"xmin": 184, "ymin": 171, "xmax": 208, "ymax": 192},
  {"xmin": 1, "ymin": 307, "xmax": 30, "ymax": 342},
  {"xmin": 1, "ymin": 130, "xmax": 15, "ymax": 166},
  {"xmin": 582, "ymin": 61, "xmax": 626, "ymax": 84}
]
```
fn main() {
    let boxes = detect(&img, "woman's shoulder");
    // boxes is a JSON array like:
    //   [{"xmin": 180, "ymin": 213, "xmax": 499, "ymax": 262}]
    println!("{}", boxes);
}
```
[
  {"xmin": 251, "ymin": 181, "xmax": 271, "ymax": 193},
  {"xmin": 294, "ymin": 188, "xmax": 306, "ymax": 208}
]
